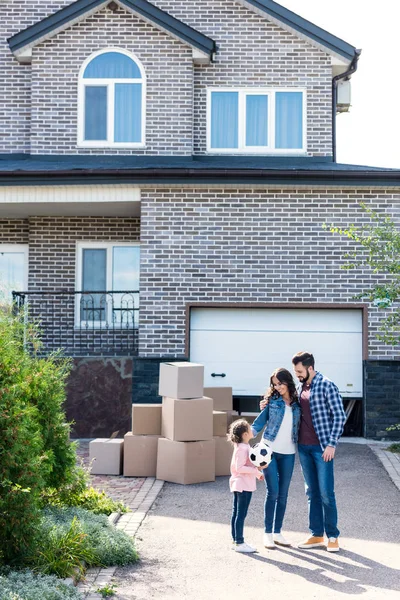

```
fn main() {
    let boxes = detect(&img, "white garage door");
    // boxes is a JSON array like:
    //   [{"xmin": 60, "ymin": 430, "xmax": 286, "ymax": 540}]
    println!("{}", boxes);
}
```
[{"xmin": 190, "ymin": 308, "xmax": 363, "ymax": 397}]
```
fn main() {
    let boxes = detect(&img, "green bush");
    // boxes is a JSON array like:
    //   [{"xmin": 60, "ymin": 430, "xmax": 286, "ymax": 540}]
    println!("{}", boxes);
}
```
[
  {"xmin": 41, "ymin": 461, "xmax": 129, "ymax": 516},
  {"xmin": 40, "ymin": 508, "xmax": 139, "ymax": 569},
  {"xmin": 31, "ymin": 517, "xmax": 98, "ymax": 580},
  {"xmin": 0, "ymin": 569, "xmax": 83, "ymax": 600},
  {"xmin": 0, "ymin": 310, "xmax": 76, "ymax": 563}
]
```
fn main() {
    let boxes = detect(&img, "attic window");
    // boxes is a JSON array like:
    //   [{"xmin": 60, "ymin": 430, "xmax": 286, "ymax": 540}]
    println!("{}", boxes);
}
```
[
  {"xmin": 207, "ymin": 88, "xmax": 305, "ymax": 154},
  {"xmin": 78, "ymin": 49, "xmax": 146, "ymax": 148}
]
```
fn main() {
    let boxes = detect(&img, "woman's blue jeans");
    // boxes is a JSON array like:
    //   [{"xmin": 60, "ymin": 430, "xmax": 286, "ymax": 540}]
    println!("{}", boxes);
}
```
[
  {"xmin": 264, "ymin": 452, "xmax": 295, "ymax": 534},
  {"xmin": 298, "ymin": 443, "xmax": 340, "ymax": 539},
  {"xmin": 231, "ymin": 491, "xmax": 252, "ymax": 544}
]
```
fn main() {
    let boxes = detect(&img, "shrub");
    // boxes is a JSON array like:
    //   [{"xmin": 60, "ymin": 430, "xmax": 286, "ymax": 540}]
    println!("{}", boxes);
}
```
[
  {"xmin": 0, "ymin": 310, "xmax": 77, "ymax": 563},
  {"xmin": 40, "ymin": 508, "xmax": 139, "ymax": 569},
  {"xmin": 0, "ymin": 569, "xmax": 83, "ymax": 600},
  {"xmin": 41, "ymin": 461, "xmax": 129, "ymax": 516}
]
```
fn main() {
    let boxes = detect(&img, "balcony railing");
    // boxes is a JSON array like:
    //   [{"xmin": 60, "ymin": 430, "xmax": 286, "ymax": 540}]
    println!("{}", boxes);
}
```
[{"xmin": 12, "ymin": 290, "xmax": 139, "ymax": 357}]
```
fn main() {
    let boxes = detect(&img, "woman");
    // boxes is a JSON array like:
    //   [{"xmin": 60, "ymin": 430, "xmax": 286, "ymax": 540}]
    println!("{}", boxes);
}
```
[{"xmin": 251, "ymin": 367, "xmax": 301, "ymax": 549}]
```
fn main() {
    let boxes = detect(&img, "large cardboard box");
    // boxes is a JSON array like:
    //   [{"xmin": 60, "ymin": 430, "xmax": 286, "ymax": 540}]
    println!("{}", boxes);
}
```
[
  {"xmin": 162, "ymin": 396, "xmax": 213, "ymax": 442},
  {"xmin": 226, "ymin": 410, "xmax": 240, "ymax": 429},
  {"xmin": 204, "ymin": 387, "xmax": 233, "ymax": 411},
  {"xmin": 214, "ymin": 436, "xmax": 234, "ymax": 477},
  {"xmin": 156, "ymin": 438, "xmax": 215, "ymax": 484},
  {"xmin": 89, "ymin": 438, "xmax": 123, "ymax": 475},
  {"xmin": 123, "ymin": 433, "xmax": 160, "ymax": 477},
  {"xmin": 159, "ymin": 362, "xmax": 204, "ymax": 399},
  {"xmin": 132, "ymin": 404, "xmax": 162, "ymax": 435},
  {"xmin": 213, "ymin": 411, "xmax": 228, "ymax": 437}
]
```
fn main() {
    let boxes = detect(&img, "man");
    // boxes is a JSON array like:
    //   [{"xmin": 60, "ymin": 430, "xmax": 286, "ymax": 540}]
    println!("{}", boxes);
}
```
[
  {"xmin": 292, "ymin": 351, "xmax": 346, "ymax": 552},
  {"xmin": 260, "ymin": 351, "xmax": 346, "ymax": 552}
]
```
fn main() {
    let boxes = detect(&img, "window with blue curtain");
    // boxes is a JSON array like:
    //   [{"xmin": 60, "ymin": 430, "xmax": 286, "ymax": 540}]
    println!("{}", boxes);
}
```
[
  {"xmin": 211, "ymin": 91, "xmax": 239, "ymax": 149},
  {"xmin": 275, "ymin": 91, "xmax": 303, "ymax": 149},
  {"xmin": 81, "ymin": 51, "xmax": 144, "ymax": 145},
  {"xmin": 246, "ymin": 95, "xmax": 268, "ymax": 146}
]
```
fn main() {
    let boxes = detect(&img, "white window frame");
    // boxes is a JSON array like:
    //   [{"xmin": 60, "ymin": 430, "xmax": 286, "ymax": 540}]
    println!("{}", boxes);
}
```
[
  {"xmin": 206, "ymin": 87, "xmax": 307, "ymax": 154},
  {"xmin": 77, "ymin": 48, "xmax": 146, "ymax": 149},
  {"xmin": 75, "ymin": 241, "xmax": 140, "ymax": 328},
  {"xmin": 0, "ymin": 244, "xmax": 29, "ymax": 295}
]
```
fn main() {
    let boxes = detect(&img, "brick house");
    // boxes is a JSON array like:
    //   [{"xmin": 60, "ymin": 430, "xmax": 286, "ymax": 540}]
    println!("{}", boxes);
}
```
[{"xmin": 1, "ymin": 0, "xmax": 399, "ymax": 439}]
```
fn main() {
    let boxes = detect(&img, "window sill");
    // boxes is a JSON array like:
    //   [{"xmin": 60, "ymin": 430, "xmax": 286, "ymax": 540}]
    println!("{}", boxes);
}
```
[
  {"xmin": 206, "ymin": 149, "xmax": 307, "ymax": 155},
  {"xmin": 77, "ymin": 142, "xmax": 146, "ymax": 149}
]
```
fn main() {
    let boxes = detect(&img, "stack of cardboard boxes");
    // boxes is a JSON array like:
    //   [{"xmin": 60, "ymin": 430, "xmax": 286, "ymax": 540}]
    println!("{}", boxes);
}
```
[{"xmin": 89, "ymin": 362, "xmax": 257, "ymax": 483}]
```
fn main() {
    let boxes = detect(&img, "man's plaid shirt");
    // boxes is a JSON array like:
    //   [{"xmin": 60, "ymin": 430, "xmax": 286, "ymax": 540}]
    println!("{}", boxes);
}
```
[{"xmin": 300, "ymin": 371, "xmax": 346, "ymax": 450}]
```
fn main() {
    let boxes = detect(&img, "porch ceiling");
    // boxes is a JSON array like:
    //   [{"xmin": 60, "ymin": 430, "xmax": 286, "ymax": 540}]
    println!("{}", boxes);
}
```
[{"xmin": 0, "ymin": 201, "xmax": 140, "ymax": 218}]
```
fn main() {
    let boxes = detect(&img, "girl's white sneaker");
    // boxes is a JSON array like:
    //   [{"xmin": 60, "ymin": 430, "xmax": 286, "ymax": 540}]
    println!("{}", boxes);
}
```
[
  {"xmin": 235, "ymin": 542, "xmax": 256, "ymax": 553},
  {"xmin": 273, "ymin": 533, "xmax": 291, "ymax": 547},
  {"xmin": 263, "ymin": 533, "xmax": 275, "ymax": 548}
]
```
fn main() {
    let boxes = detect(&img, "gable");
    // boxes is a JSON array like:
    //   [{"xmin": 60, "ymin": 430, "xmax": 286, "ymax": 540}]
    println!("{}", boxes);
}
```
[{"xmin": 8, "ymin": 0, "xmax": 216, "ymax": 64}]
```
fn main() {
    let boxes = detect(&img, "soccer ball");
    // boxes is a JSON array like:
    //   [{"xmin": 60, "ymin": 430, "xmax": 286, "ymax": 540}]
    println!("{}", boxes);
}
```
[{"xmin": 249, "ymin": 442, "xmax": 273, "ymax": 468}]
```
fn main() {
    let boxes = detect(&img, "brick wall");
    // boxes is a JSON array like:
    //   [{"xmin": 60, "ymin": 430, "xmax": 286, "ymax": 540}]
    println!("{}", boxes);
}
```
[
  {"xmin": 1, "ymin": 0, "xmax": 332, "ymax": 156},
  {"xmin": 365, "ymin": 361, "xmax": 400, "ymax": 439},
  {"xmin": 139, "ymin": 186, "xmax": 400, "ymax": 360},
  {"xmin": 0, "ymin": 219, "xmax": 29, "ymax": 243}
]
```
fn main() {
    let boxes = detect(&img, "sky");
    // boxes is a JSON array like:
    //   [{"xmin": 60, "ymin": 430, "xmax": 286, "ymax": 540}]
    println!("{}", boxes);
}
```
[{"xmin": 278, "ymin": 0, "xmax": 400, "ymax": 169}]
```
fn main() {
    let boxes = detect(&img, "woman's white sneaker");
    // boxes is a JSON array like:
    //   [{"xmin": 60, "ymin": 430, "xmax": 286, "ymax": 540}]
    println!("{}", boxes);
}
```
[
  {"xmin": 235, "ymin": 542, "xmax": 256, "ymax": 553},
  {"xmin": 263, "ymin": 533, "xmax": 275, "ymax": 548},
  {"xmin": 273, "ymin": 533, "xmax": 291, "ymax": 547}
]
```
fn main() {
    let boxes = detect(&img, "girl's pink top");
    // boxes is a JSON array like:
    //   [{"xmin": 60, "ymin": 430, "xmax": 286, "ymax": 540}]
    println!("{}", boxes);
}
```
[{"xmin": 229, "ymin": 443, "xmax": 263, "ymax": 492}]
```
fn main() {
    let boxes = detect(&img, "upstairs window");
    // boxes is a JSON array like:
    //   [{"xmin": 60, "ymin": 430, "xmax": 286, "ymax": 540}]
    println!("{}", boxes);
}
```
[
  {"xmin": 207, "ymin": 88, "xmax": 305, "ymax": 153},
  {"xmin": 78, "ymin": 49, "xmax": 145, "ymax": 147}
]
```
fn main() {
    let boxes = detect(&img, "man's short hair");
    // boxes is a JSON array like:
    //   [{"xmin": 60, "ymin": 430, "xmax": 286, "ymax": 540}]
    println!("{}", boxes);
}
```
[{"xmin": 292, "ymin": 351, "xmax": 315, "ymax": 369}]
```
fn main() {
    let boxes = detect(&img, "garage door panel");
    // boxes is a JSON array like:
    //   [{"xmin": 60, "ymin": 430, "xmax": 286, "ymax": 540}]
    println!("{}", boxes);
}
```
[{"xmin": 190, "ymin": 308, "xmax": 364, "ymax": 397}]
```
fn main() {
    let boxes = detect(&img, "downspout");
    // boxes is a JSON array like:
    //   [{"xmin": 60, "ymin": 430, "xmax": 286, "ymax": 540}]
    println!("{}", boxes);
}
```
[{"xmin": 332, "ymin": 49, "xmax": 362, "ymax": 162}]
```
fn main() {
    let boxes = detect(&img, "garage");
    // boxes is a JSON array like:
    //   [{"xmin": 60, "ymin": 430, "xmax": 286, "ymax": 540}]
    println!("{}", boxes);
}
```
[{"xmin": 189, "ymin": 306, "xmax": 364, "ymax": 433}]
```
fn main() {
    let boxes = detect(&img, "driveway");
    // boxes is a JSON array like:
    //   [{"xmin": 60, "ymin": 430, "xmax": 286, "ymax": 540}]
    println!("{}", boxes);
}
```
[{"xmin": 114, "ymin": 443, "xmax": 400, "ymax": 599}]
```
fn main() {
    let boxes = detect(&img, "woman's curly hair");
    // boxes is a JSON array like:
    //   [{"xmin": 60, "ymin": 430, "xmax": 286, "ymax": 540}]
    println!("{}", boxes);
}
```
[{"xmin": 264, "ymin": 367, "xmax": 298, "ymax": 405}]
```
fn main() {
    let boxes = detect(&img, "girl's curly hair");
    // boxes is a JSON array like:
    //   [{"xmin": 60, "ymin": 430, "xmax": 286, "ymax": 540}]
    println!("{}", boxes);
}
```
[
  {"xmin": 227, "ymin": 419, "xmax": 250, "ymax": 445},
  {"xmin": 264, "ymin": 367, "xmax": 298, "ymax": 404}
]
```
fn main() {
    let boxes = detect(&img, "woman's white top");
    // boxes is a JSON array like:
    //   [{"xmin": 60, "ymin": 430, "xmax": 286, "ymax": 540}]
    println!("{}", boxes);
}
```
[{"xmin": 268, "ymin": 405, "xmax": 296, "ymax": 455}]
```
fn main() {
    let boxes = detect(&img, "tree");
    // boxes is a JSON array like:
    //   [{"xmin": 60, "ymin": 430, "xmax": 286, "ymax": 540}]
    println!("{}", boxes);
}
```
[{"xmin": 325, "ymin": 203, "xmax": 400, "ymax": 345}]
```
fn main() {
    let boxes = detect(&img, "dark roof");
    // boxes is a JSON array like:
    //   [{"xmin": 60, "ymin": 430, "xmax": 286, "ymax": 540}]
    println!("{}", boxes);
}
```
[
  {"xmin": 8, "ymin": 0, "xmax": 216, "ymax": 58},
  {"xmin": 0, "ymin": 155, "xmax": 399, "ymax": 187},
  {"xmin": 242, "ymin": 0, "xmax": 357, "ymax": 61}
]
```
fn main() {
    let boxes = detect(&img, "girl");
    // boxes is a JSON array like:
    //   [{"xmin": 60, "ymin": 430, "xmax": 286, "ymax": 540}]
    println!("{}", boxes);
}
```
[
  {"xmin": 228, "ymin": 418, "xmax": 264, "ymax": 553},
  {"xmin": 251, "ymin": 368, "xmax": 301, "ymax": 549}
]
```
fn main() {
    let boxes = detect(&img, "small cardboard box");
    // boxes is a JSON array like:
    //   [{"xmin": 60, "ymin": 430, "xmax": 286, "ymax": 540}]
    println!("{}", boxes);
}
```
[
  {"xmin": 132, "ymin": 404, "xmax": 162, "ymax": 435},
  {"xmin": 226, "ymin": 410, "xmax": 240, "ymax": 429},
  {"xmin": 214, "ymin": 436, "xmax": 234, "ymax": 477},
  {"xmin": 159, "ymin": 362, "xmax": 204, "ymax": 399},
  {"xmin": 156, "ymin": 438, "xmax": 215, "ymax": 485},
  {"xmin": 123, "ymin": 433, "xmax": 160, "ymax": 477},
  {"xmin": 162, "ymin": 396, "xmax": 213, "ymax": 442},
  {"xmin": 213, "ymin": 410, "xmax": 228, "ymax": 437},
  {"xmin": 204, "ymin": 387, "xmax": 233, "ymax": 411},
  {"xmin": 89, "ymin": 438, "xmax": 123, "ymax": 475}
]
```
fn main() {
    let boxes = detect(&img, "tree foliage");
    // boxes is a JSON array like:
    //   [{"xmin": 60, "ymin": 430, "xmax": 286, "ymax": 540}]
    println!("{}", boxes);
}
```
[{"xmin": 325, "ymin": 202, "xmax": 400, "ymax": 345}]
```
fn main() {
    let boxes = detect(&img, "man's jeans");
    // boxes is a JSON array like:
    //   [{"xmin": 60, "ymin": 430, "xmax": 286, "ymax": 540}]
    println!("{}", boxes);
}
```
[
  {"xmin": 298, "ymin": 444, "xmax": 340, "ymax": 539},
  {"xmin": 264, "ymin": 452, "xmax": 295, "ymax": 533},
  {"xmin": 231, "ymin": 491, "xmax": 252, "ymax": 544}
]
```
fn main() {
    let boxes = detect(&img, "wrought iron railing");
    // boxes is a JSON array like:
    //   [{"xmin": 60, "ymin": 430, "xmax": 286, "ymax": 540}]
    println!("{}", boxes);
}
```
[{"xmin": 12, "ymin": 290, "xmax": 139, "ymax": 357}]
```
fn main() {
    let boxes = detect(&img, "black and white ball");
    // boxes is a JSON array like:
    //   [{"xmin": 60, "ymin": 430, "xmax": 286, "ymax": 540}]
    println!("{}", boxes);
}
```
[{"xmin": 249, "ymin": 442, "xmax": 273, "ymax": 468}]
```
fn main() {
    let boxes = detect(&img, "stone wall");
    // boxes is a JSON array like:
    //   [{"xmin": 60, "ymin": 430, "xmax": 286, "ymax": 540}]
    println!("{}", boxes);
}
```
[{"xmin": 365, "ymin": 361, "xmax": 400, "ymax": 440}]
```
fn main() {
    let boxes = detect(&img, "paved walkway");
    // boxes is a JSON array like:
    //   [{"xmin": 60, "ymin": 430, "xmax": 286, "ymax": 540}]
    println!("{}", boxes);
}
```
[{"xmin": 111, "ymin": 442, "xmax": 400, "ymax": 600}]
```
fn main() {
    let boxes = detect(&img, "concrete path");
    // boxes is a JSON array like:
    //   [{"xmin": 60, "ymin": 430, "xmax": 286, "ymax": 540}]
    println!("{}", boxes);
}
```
[{"xmin": 113, "ymin": 443, "xmax": 400, "ymax": 600}]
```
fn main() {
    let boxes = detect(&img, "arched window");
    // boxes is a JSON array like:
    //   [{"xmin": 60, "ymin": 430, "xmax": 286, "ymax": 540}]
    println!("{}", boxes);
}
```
[{"xmin": 78, "ymin": 49, "xmax": 145, "ymax": 147}]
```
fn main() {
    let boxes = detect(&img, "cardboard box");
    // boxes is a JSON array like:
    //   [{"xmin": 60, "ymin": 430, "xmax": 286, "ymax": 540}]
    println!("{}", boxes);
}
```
[
  {"xmin": 162, "ymin": 396, "xmax": 213, "ymax": 442},
  {"xmin": 226, "ymin": 410, "xmax": 239, "ymax": 429},
  {"xmin": 123, "ymin": 433, "xmax": 160, "ymax": 477},
  {"xmin": 132, "ymin": 404, "xmax": 162, "ymax": 435},
  {"xmin": 214, "ymin": 436, "xmax": 234, "ymax": 477},
  {"xmin": 159, "ymin": 362, "xmax": 204, "ymax": 399},
  {"xmin": 89, "ymin": 438, "xmax": 123, "ymax": 475},
  {"xmin": 213, "ymin": 410, "xmax": 228, "ymax": 437},
  {"xmin": 204, "ymin": 387, "xmax": 233, "ymax": 411},
  {"xmin": 156, "ymin": 438, "xmax": 215, "ymax": 484}
]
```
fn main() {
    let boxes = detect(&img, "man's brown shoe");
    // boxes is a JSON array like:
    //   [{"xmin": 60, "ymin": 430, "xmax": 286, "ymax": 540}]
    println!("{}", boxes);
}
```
[
  {"xmin": 327, "ymin": 537, "xmax": 340, "ymax": 552},
  {"xmin": 298, "ymin": 536, "xmax": 325, "ymax": 549}
]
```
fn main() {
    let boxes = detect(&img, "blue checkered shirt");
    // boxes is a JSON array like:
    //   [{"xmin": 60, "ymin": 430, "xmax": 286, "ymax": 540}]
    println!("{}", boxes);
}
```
[{"xmin": 300, "ymin": 372, "xmax": 346, "ymax": 450}]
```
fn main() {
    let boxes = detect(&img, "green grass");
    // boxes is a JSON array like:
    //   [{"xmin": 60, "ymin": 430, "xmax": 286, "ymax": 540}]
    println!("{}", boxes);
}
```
[{"xmin": 386, "ymin": 442, "xmax": 400, "ymax": 453}]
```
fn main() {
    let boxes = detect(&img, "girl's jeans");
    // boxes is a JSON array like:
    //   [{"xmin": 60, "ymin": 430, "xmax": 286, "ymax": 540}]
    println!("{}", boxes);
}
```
[
  {"xmin": 231, "ymin": 491, "xmax": 252, "ymax": 544},
  {"xmin": 264, "ymin": 452, "xmax": 295, "ymax": 533}
]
